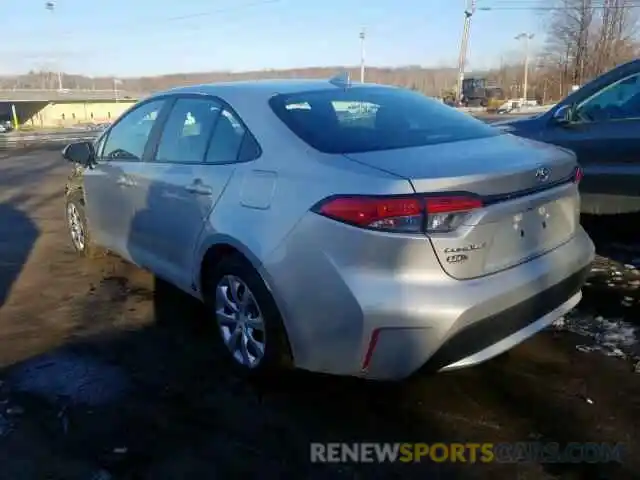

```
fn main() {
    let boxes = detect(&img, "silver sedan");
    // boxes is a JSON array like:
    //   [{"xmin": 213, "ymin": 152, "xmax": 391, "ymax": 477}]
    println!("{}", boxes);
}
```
[{"xmin": 62, "ymin": 77, "xmax": 594, "ymax": 380}]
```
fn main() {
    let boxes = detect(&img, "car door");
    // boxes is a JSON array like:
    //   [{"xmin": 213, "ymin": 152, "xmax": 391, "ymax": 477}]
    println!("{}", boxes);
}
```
[
  {"xmin": 127, "ymin": 95, "xmax": 257, "ymax": 291},
  {"xmin": 537, "ymin": 71, "xmax": 640, "ymax": 215},
  {"xmin": 83, "ymin": 98, "xmax": 168, "ymax": 257}
]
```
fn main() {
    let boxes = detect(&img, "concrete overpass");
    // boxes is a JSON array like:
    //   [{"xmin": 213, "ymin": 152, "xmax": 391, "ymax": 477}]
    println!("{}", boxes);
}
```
[{"xmin": 0, "ymin": 89, "xmax": 148, "ymax": 128}]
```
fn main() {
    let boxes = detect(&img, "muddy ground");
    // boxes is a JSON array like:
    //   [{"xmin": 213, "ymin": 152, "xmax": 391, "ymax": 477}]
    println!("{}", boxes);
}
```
[{"xmin": 0, "ymin": 149, "xmax": 639, "ymax": 480}]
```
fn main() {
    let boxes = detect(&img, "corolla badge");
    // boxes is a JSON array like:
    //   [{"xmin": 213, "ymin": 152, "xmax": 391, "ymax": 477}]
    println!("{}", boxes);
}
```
[{"xmin": 535, "ymin": 166, "xmax": 551, "ymax": 182}]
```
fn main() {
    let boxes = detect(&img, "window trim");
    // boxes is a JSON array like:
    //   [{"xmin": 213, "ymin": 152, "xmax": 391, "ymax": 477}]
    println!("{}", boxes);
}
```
[
  {"xmin": 575, "ymin": 72, "xmax": 640, "ymax": 124},
  {"xmin": 99, "ymin": 96, "xmax": 172, "ymax": 163},
  {"xmin": 148, "ymin": 92, "xmax": 263, "ymax": 166}
]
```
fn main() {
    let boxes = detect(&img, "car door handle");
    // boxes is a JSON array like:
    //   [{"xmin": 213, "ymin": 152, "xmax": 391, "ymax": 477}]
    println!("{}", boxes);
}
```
[{"xmin": 185, "ymin": 180, "xmax": 213, "ymax": 195}]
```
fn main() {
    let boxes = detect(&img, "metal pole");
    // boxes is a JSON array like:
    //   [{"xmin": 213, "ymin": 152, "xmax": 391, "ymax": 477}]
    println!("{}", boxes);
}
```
[
  {"xmin": 456, "ymin": 0, "xmax": 476, "ymax": 104},
  {"xmin": 456, "ymin": 18, "xmax": 469, "ymax": 103},
  {"xmin": 516, "ymin": 33, "xmax": 534, "ymax": 102},
  {"xmin": 46, "ymin": 2, "xmax": 63, "ymax": 90},
  {"xmin": 359, "ymin": 29, "xmax": 366, "ymax": 83},
  {"xmin": 11, "ymin": 104, "xmax": 19, "ymax": 131},
  {"xmin": 114, "ymin": 78, "xmax": 119, "ymax": 103},
  {"xmin": 523, "ymin": 36, "xmax": 529, "ymax": 102}
]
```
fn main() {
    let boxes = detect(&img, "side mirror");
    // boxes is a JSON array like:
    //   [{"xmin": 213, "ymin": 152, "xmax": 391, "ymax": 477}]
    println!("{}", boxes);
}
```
[
  {"xmin": 552, "ymin": 104, "xmax": 574, "ymax": 125},
  {"xmin": 62, "ymin": 141, "xmax": 94, "ymax": 166}
]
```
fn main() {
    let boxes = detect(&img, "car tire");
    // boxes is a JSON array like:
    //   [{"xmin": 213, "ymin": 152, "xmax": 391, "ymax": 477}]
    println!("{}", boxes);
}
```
[
  {"xmin": 65, "ymin": 192, "xmax": 105, "ymax": 259},
  {"xmin": 203, "ymin": 253, "xmax": 293, "ymax": 376}
]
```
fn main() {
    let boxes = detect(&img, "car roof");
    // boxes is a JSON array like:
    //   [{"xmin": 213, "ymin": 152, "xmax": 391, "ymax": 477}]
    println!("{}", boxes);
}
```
[{"xmin": 147, "ymin": 78, "xmax": 395, "ymax": 103}]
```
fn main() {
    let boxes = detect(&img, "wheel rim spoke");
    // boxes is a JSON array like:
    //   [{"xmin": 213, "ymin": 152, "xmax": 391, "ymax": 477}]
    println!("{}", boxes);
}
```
[
  {"xmin": 216, "ymin": 282, "xmax": 238, "ymax": 313},
  {"xmin": 239, "ymin": 330, "xmax": 252, "ymax": 365},
  {"xmin": 227, "ymin": 325, "xmax": 242, "ymax": 352},
  {"xmin": 245, "ymin": 316, "xmax": 264, "ymax": 331},
  {"xmin": 67, "ymin": 204, "xmax": 85, "ymax": 250},
  {"xmin": 229, "ymin": 278, "xmax": 243, "ymax": 306},
  {"xmin": 246, "ymin": 332, "xmax": 265, "ymax": 359},
  {"xmin": 216, "ymin": 309, "xmax": 237, "ymax": 327}
]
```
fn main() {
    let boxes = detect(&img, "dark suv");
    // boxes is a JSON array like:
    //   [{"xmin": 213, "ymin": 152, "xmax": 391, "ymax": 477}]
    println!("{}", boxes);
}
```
[{"xmin": 494, "ymin": 59, "xmax": 640, "ymax": 241}]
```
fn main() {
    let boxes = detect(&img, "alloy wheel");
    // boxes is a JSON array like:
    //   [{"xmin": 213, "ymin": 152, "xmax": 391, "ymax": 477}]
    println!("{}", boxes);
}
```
[{"xmin": 214, "ymin": 274, "xmax": 266, "ymax": 368}]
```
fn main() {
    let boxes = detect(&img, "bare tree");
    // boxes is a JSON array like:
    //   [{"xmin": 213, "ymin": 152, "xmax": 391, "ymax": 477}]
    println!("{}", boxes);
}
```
[{"xmin": 543, "ymin": 0, "xmax": 639, "ymax": 96}]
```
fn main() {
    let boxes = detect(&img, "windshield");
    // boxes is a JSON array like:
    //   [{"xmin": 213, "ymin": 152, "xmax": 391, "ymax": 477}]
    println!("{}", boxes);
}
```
[{"xmin": 268, "ymin": 87, "xmax": 500, "ymax": 154}]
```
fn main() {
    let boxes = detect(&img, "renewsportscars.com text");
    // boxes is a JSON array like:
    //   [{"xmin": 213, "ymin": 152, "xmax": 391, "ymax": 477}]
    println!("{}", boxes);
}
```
[{"xmin": 310, "ymin": 442, "xmax": 624, "ymax": 464}]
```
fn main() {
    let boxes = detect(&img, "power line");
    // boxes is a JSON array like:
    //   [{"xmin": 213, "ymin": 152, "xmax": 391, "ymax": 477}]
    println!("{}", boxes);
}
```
[{"xmin": 8, "ymin": 0, "xmax": 284, "ymax": 41}]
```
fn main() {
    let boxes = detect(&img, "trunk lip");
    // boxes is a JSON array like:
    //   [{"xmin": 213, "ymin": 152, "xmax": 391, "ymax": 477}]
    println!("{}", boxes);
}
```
[{"xmin": 479, "ymin": 169, "xmax": 578, "ymax": 205}]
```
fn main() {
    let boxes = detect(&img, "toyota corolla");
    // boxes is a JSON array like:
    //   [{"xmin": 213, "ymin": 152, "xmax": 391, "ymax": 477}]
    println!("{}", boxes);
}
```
[{"xmin": 62, "ymin": 77, "xmax": 594, "ymax": 380}]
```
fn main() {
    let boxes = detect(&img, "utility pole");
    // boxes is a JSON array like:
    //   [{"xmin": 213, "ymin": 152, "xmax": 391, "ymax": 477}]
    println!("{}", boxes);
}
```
[
  {"xmin": 113, "ymin": 78, "xmax": 122, "ymax": 103},
  {"xmin": 45, "ymin": 1, "xmax": 63, "ymax": 90},
  {"xmin": 359, "ymin": 28, "xmax": 366, "ymax": 83},
  {"xmin": 456, "ymin": 0, "xmax": 476, "ymax": 104},
  {"xmin": 515, "ymin": 33, "xmax": 534, "ymax": 102}
]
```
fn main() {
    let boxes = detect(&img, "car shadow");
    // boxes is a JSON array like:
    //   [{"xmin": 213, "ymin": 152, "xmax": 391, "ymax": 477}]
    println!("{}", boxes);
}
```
[
  {"xmin": 1, "ymin": 268, "xmax": 638, "ymax": 479},
  {"xmin": 0, "ymin": 267, "xmax": 470, "ymax": 479},
  {"xmin": 0, "ymin": 201, "xmax": 39, "ymax": 309},
  {"xmin": 1, "ymin": 204, "xmax": 637, "ymax": 478}
]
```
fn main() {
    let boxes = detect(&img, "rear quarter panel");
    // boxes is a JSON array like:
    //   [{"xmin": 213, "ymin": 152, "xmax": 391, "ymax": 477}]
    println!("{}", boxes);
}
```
[{"xmin": 192, "ymin": 150, "xmax": 413, "ymax": 277}]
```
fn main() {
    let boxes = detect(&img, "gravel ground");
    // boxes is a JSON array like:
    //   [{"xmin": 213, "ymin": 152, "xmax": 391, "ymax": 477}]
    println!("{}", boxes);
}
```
[{"xmin": 0, "ymin": 149, "xmax": 638, "ymax": 480}]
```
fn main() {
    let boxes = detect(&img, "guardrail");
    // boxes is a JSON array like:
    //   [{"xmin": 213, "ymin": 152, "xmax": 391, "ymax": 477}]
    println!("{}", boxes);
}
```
[{"xmin": 0, "ymin": 131, "xmax": 99, "ymax": 154}]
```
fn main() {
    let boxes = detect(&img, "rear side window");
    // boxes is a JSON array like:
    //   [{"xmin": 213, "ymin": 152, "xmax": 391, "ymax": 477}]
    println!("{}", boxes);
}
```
[
  {"xmin": 205, "ymin": 109, "xmax": 249, "ymax": 164},
  {"xmin": 269, "ymin": 87, "xmax": 500, "ymax": 154},
  {"xmin": 156, "ymin": 98, "xmax": 222, "ymax": 164}
]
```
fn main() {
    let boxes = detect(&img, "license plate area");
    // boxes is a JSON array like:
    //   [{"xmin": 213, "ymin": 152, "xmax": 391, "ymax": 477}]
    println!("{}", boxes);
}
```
[{"xmin": 483, "ymin": 198, "xmax": 576, "ymax": 273}]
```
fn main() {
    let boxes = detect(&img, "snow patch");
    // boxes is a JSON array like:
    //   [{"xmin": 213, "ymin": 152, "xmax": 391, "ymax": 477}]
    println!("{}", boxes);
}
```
[{"xmin": 553, "ymin": 314, "xmax": 639, "ymax": 361}]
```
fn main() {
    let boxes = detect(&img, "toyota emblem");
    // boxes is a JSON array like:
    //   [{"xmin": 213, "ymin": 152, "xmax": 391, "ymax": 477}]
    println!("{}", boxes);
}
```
[{"xmin": 535, "ymin": 166, "xmax": 550, "ymax": 182}]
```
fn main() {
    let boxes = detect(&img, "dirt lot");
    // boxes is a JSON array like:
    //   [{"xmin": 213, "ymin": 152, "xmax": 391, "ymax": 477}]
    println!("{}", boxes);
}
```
[{"xmin": 0, "ymin": 149, "xmax": 639, "ymax": 480}]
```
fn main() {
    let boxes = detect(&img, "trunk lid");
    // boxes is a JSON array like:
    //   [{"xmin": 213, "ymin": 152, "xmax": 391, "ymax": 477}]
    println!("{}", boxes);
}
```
[{"xmin": 344, "ymin": 134, "xmax": 580, "ymax": 279}]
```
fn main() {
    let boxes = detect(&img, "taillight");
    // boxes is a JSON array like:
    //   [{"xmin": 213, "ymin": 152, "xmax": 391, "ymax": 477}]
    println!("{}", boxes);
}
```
[
  {"xmin": 424, "ymin": 196, "xmax": 482, "ymax": 232},
  {"xmin": 573, "ymin": 166, "xmax": 583, "ymax": 184},
  {"xmin": 314, "ymin": 194, "xmax": 482, "ymax": 233},
  {"xmin": 316, "ymin": 196, "xmax": 423, "ymax": 232}
]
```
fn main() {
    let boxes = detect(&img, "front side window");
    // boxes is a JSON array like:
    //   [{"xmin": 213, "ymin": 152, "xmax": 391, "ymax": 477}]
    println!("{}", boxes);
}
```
[
  {"xmin": 578, "ymin": 73, "xmax": 640, "ymax": 122},
  {"xmin": 102, "ymin": 100, "xmax": 165, "ymax": 161},
  {"xmin": 155, "ymin": 98, "xmax": 222, "ymax": 164},
  {"xmin": 269, "ymin": 87, "xmax": 499, "ymax": 154}
]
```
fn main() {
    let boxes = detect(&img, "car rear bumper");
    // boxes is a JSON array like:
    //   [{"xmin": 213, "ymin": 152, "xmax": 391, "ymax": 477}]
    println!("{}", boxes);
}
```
[
  {"xmin": 264, "ymin": 214, "xmax": 595, "ymax": 380},
  {"xmin": 411, "ymin": 270, "xmax": 585, "ymax": 373}
]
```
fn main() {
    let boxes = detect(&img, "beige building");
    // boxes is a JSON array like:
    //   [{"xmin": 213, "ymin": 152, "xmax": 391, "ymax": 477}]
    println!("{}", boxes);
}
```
[{"xmin": 22, "ymin": 100, "xmax": 137, "ymax": 127}]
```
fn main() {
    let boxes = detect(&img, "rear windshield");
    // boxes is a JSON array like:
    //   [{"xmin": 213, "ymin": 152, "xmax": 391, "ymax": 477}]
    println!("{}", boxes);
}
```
[{"xmin": 268, "ymin": 86, "xmax": 500, "ymax": 154}]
